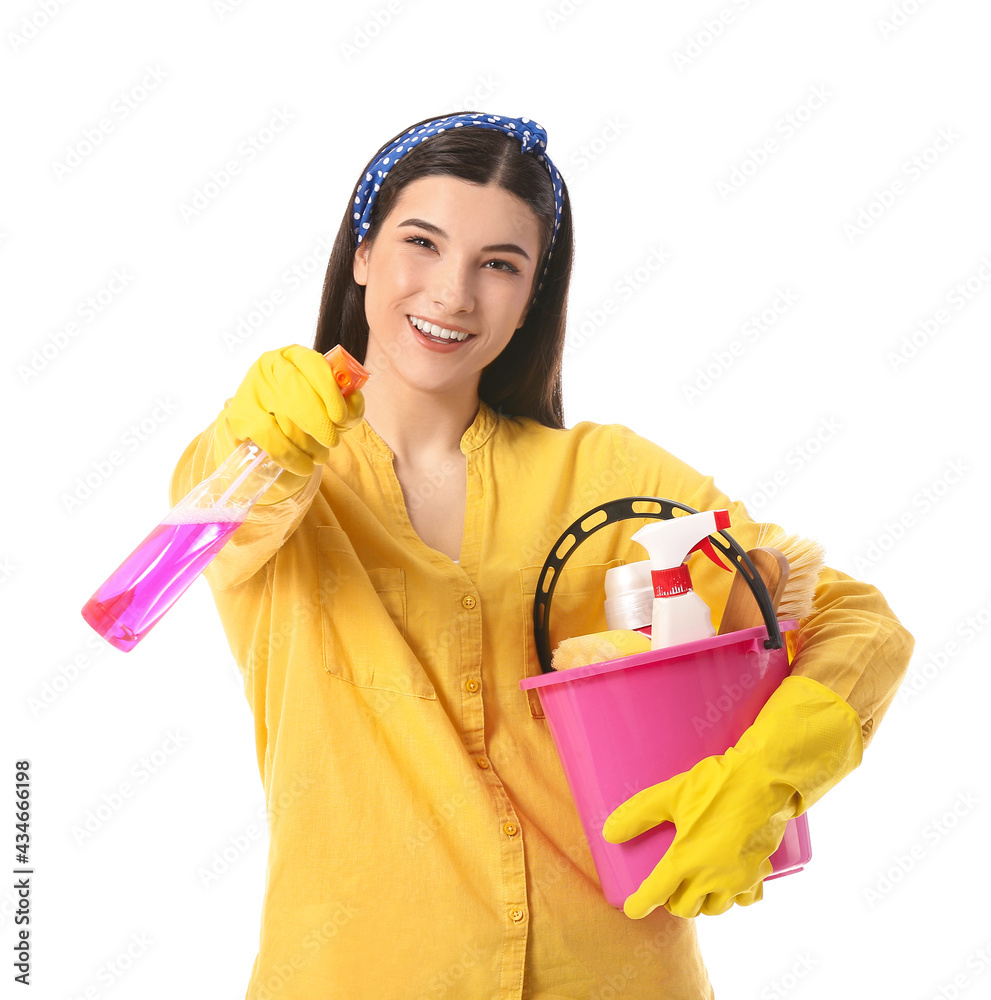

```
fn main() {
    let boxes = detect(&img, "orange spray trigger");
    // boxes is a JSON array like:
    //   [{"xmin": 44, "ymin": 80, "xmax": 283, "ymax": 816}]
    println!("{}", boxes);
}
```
[{"xmin": 322, "ymin": 344, "xmax": 371, "ymax": 396}]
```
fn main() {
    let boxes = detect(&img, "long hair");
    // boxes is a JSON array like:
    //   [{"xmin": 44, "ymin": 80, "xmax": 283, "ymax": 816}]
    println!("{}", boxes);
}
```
[{"xmin": 312, "ymin": 113, "xmax": 574, "ymax": 428}]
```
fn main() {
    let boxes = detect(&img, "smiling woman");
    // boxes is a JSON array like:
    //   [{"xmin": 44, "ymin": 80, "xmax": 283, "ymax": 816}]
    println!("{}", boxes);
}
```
[{"xmin": 167, "ymin": 111, "xmax": 914, "ymax": 1000}]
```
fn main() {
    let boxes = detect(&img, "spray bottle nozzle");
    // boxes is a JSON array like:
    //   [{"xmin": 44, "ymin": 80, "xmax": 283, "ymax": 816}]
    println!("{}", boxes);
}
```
[
  {"xmin": 631, "ymin": 508, "xmax": 732, "ymax": 581},
  {"xmin": 690, "ymin": 535, "xmax": 731, "ymax": 571},
  {"xmin": 324, "ymin": 344, "xmax": 369, "ymax": 393},
  {"xmin": 687, "ymin": 510, "xmax": 731, "ymax": 570}
]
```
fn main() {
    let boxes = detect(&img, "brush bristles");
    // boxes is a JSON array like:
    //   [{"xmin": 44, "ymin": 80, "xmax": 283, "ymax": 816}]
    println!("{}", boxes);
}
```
[{"xmin": 753, "ymin": 526, "xmax": 826, "ymax": 621}]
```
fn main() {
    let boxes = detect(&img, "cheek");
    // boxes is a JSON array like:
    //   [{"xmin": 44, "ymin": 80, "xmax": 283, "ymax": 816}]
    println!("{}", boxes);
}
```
[
  {"xmin": 365, "ymin": 258, "xmax": 413, "ymax": 313},
  {"xmin": 490, "ymin": 284, "xmax": 532, "ymax": 327},
  {"xmin": 385, "ymin": 251, "xmax": 423, "ymax": 286}
]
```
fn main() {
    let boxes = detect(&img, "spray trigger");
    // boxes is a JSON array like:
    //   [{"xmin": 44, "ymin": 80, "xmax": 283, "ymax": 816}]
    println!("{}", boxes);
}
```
[{"xmin": 689, "ymin": 535, "xmax": 731, "ymax": 571}]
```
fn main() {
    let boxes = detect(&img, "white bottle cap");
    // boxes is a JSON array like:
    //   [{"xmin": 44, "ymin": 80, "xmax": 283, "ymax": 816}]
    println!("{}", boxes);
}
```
[{"xmin": 603, "ymin": 561, "xmax": 654, "ymax": 630}]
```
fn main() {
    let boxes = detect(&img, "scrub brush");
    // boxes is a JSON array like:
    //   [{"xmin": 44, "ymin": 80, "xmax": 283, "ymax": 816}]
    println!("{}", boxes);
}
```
[
  {"xmin": 717, "ymin": 531, "xmax": 825, "ymax": 635},
  {"xmin": 552, "ymin": 629, "xmax": 652, "ymax": 671}
]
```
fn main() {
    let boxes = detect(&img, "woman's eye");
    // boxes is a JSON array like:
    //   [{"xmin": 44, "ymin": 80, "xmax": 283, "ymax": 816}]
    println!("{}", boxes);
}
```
[
  {"xmin": 484, "ymin": 259, "xmax": 520, "ymax": 274},
  {"xmin": 405, "ymin": 234, "xmax": 436, "ymax": 250}
]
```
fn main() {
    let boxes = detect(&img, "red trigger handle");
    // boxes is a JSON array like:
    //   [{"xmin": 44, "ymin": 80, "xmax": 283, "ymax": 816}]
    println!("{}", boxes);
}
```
[{"xmin": 691, "ymin": 536, "xmax": 731, "ymax": 571}]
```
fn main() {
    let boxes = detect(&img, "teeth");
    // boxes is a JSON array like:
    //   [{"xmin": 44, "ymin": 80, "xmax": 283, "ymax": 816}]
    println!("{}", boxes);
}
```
[{"xmin": 409, "ymin": 315, "xmax": 470, "ymax": 342}]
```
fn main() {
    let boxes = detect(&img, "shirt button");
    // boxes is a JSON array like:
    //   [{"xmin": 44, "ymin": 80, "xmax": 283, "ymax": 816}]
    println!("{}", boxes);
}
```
[
  {"xmin": 461, "ymin": 595, "xmax": 477, "ymax": 610},
  {"xmin": 465, "ymin": 678, "xmax": 479, "ymax": 694},
  {"xmin": 509, "ymin": 907, "xmax": 526, "ymax": 923},
  {"xmin": 476, "ymin": 756, "xmax": 490, "ymax": 770},
  {"xmin": 503, "ymin": 822, "xmax": 518, "ymax": 837}
]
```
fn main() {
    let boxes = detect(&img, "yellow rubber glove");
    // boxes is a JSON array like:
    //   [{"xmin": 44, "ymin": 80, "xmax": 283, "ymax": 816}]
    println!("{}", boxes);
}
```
[
  {"xmin": 602, "ymin": 674, "xmax": 863, "ymax": 919},
  {"xmin": 214, "ymin": 345, "xmax": 365, "ymax": 491}
]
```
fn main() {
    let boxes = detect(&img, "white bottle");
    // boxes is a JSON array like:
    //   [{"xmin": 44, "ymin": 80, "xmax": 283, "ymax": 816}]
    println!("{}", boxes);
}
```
[{"xmin": 630, "ymin": 510, "xmax": 731, "ymax": 650}]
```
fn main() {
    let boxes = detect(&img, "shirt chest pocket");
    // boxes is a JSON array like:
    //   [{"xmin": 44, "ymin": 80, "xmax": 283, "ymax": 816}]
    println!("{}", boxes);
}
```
[
  {"xmin": 520, "ymin": 560, "xmax": 621, "ymax": 719},
  {"xmin": 316, "ymin": 526, "xmax": 436, "ymax": 701}
]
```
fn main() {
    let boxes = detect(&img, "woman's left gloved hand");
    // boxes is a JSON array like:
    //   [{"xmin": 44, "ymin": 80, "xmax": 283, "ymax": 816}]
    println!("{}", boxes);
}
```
[{"xmin": 602, "ymin": 674, "xmax": 864, "ymax": 919}]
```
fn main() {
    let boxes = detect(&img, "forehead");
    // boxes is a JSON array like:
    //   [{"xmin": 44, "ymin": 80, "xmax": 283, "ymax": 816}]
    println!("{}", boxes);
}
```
[{"xmin": 387, "ymin": 175, "xmax": 540, "ymax": 238}]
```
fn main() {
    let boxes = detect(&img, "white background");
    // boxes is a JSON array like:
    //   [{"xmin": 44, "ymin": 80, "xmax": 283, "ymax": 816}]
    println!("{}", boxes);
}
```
[{"xmin": 3, "ymin": 1, "xmax": 990, "ymax": 997}]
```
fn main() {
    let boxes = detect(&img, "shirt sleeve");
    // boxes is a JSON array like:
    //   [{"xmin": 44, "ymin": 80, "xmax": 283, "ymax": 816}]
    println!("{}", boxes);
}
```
[
  {"xmin": 168, "ymin": 411, "xmax": 322, "ymax": 593},
  {"xmin": 609, "ymin": 423, "xmax": 914, "ymax": 750}
]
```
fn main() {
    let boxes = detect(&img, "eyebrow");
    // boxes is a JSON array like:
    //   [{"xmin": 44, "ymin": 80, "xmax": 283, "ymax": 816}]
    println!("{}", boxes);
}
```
[{"xmin": 397, "ymin": 218, "xmax": 531, "ymax": 261}]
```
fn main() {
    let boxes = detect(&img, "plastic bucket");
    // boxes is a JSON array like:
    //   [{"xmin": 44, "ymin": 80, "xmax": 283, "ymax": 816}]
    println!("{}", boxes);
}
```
[
  {"xmin": 520, "ymin": 496, "xmax": 812, "ymax": 909},
  {"xmin": 521, "ymin": 621, "xmax": 811, "ymax": 908}
]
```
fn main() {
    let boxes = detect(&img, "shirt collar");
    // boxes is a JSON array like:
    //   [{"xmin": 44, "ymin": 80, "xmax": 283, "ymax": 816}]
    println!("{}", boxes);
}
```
[{"xmin": 460, "ymin": 400, "xmax": 499, "ymax": 453}]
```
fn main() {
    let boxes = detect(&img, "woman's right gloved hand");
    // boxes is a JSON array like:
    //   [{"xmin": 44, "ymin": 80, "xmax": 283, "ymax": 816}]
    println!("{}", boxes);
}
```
[{"xmin": 214, "ymin": 345, "xmax": 365, "ymax": 478}]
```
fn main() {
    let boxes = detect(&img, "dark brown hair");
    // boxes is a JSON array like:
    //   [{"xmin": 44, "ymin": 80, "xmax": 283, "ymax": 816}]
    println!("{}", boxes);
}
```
[{"xmin": 312, "ymin": 113, "xmax": 574, "ymax": 428}]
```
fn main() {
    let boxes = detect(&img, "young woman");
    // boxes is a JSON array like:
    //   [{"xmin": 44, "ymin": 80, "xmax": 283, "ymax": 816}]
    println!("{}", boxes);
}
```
[{"xmin": 170, "ymin": 112, "xmax": 913, "ymax": 999}]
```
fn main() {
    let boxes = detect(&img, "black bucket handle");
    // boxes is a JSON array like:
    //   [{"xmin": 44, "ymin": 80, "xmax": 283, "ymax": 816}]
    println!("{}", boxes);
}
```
[{"xmin": 533, "ymin": 496, "xmax": 784, "ymax": 674}]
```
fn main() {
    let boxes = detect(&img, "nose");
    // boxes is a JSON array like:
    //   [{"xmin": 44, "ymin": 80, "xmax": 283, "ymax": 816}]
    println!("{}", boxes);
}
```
[{"xmin": 431, "ymin": 254, "xmax": 474, "ymax": 315}]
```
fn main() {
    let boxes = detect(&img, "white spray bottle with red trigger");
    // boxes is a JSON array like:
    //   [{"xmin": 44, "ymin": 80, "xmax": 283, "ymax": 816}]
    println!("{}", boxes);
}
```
[{"xmin": 630, "ymin": 510, "xmax": 732, "ymax": 650}]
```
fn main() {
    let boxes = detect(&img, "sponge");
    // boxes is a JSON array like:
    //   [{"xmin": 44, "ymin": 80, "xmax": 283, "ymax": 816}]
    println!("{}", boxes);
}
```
[{"xmin": 552, "ymin": 629, "xmax": 652, "ymax": 671}]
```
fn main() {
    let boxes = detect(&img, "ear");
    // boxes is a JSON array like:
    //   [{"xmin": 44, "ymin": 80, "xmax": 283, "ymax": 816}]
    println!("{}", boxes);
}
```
[{"xmin": 353, "ymin": 241, "xmax": 370, "ymax": 286}]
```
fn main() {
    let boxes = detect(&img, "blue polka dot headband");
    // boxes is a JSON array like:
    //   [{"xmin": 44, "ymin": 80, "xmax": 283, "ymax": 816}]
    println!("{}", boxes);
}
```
[{"xmin": 352, "ymin": 113, "xmax": 564, "ymax": 293}]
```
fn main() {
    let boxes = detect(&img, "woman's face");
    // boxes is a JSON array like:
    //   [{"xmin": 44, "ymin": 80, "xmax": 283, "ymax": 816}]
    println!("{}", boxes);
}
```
[{"xmin": 353, "ymin": 174, "xmax": 542, "ymax": 398}]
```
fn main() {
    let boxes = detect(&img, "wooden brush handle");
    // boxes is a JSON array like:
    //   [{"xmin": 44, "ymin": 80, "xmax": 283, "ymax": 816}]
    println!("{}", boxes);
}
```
[{"xmin": 717, "ymin": 547, "xmax": 790, "ymax": 635}]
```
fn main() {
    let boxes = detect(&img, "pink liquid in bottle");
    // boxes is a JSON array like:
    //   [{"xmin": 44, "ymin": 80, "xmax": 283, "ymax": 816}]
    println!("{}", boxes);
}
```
[{"xmin": 81, "ymin": 511, "xmax": 243, "ymax": 652}]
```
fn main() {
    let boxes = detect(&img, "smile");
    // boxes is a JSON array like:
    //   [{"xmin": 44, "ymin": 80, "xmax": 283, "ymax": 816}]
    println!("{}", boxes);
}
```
[{"xmin": 407, "ymin": 315, "xmax": 474, "ymax": 343}]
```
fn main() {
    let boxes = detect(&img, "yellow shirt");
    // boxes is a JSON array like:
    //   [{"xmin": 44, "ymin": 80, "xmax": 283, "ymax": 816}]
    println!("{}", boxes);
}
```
[{"xmin": 170, "ymin": 400, "xmax": 913, "ymax": 1000}]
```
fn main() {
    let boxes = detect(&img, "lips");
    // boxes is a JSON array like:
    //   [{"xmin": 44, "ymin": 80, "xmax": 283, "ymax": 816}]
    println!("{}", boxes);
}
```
[{"xmin": 407, "ymin": 314, "xmax": 474, "ymax": 343}]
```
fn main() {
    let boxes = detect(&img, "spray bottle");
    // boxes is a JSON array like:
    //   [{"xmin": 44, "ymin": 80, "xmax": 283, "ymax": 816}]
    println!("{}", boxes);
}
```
[
  {"xmin": 81, "ymin": 345, "xmax": 369, "ymax": 652},
  {"xmin": 630, "ymin": 509, "xmax": 731, "ymax": 650}
]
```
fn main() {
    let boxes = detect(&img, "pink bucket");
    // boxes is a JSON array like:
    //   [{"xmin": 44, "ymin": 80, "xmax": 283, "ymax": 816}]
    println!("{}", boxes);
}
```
[
  {"xmin": 520, "ymin": 496, "xmax": 812, "ymax": 909},
  {"xmin": 521, "ymin": 622, "xmax": 811, "ymax": 908}
]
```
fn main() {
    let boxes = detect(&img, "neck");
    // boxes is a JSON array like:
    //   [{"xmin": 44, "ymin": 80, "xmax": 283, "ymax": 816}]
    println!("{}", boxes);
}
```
[{"xmin": 359, "ymin": 375, "xmax": 481, "ymax": 467}]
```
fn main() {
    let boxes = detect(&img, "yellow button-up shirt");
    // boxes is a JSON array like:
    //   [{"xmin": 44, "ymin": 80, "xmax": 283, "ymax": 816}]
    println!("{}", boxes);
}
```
[{"xmin": 170, "ymin": 400, "xmax": 913, "ymax": 1000}]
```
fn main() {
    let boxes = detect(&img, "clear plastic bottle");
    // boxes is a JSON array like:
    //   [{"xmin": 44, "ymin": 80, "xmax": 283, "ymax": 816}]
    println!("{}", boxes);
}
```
[
  {"xmin": 603, "ymin": 560, "xmax": 654, "ymax": 636},
  {"xmin": 81, "ymin": 345, "xmax": 369, "ymax": 652}
]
